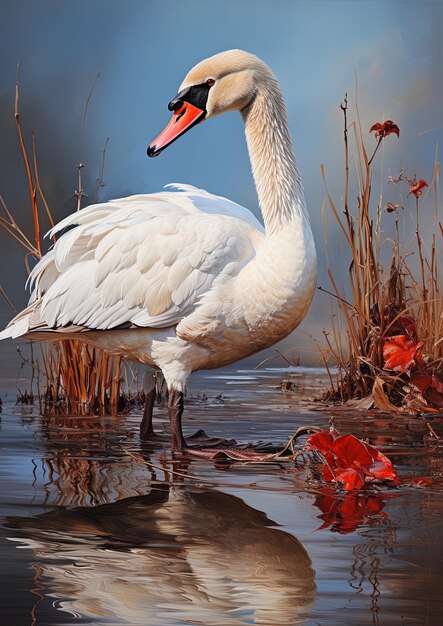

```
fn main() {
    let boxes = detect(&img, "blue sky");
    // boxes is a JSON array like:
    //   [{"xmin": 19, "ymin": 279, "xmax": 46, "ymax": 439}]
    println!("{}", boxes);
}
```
[{"xmin": 0, "ymin": 0, "xmax": 441, "ymax": 364}]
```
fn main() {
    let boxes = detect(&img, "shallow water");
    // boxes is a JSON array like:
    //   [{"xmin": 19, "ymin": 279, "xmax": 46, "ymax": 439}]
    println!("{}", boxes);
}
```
[{"xmin": 1, "ymin": 366, "xmax": 443, "ymax": 625}]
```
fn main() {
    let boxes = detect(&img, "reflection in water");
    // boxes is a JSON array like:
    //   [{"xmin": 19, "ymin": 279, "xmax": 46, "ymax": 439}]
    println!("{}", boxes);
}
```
[
  {"xmin": 312, "ymin": 488, "xmax": 395, "ymax": 534},
  {"xmin": 6, "ymin": 486, "xmax": 316, "ymax": 625},
  {"xmin": 2, "ymin": 368, "xmax": 443, "ymax": 625}
]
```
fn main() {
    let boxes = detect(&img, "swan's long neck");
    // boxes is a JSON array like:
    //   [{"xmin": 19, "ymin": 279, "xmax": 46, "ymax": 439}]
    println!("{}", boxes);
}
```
[
  {"xmin": 241, "ymin": 75, "xmax": 308, "ymax": 235},
  {"xmin": 234, "ymin": 71, "xmax": 316, "ymax": 340}
]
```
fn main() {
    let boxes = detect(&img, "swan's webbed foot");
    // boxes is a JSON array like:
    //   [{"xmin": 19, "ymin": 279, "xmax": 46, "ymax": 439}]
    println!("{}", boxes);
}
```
[
  {"xmin": 185, "ymin": 429, "xmax": 237, "ymax": 448},
  {"xmin": 168, "ymin": 389, "xmax": 279, "ymax": 462}
]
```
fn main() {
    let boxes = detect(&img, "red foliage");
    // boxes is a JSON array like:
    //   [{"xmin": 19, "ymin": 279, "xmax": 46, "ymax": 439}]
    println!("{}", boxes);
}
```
[
  {"xmin": 308, "ymin": 430, "xmax": 398, "ymax": 491},
  {"xmin": 410, "ymin": 371, "xmax": 443, "ymax": 408},
  {"xmin": 397, "ymin": 315, "xmax": 418, "ymax": 341},
  {"xmin": 313, "ymin": 489, "xmax": 389, "ymax": 533},
  {"xmin": 408, "ymin": 179, "xmax": 428, "ymax": 198},
  {"xmin": 334, "ymin": 468, "xmax": 365, "ymax": 490},
  {"xmin": 380, "ymin": 315, "xmax": 442, "ymax": 409},
  {"xmin": 370, "ymin": 120, "xmax": 400, "ymax": 139},
  {"xmin": 384, "ymin": 314, "xmax": 418, "ymax": 342},
  {"xmin": 383, "ymin": 335, "xmax": 423, "ymax": 372}
]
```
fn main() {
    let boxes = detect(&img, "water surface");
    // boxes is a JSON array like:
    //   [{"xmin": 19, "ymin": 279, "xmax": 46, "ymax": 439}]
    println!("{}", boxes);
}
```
[{"xmin": 1, "ymin": 366, "xmax": 442, "ymax": 625}]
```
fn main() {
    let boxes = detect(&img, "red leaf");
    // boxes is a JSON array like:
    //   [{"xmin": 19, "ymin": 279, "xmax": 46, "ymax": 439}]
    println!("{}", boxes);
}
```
[
  {"xmin": 370, "ymin": 122, "xmax": 384, "ymax": 133},
  {"xmin": 410, "ymin": 371, "xmax": 443, "ymax": 408},
  {"xmin": 397, "ymin": 315, "xmax": 418, "ymax": 341},
  {"xmin": 383, "ymin": 335, "xmax": 423, "ymax": 372},
  {"xmin": 431, "ymin": 373, "xmax": 443, "ymax": 394},
  {"xmin": 408, "ymin": 179, "xmax": 428, "ymax": 198},
  {"xmin": 370, "ymin": 120, "xmax": 400, "ymax": 139},
  {"xmin": 307, "ymin": 431, "xmax": 334, "ymax": 454},
  {"xmin": 424, "ymin": 386, "xmax": 443, "ymax": 408},
  {"xmin": 308, "ymin": 430, "xmax": 398, "ymax": 490},
  {"xmin": 366, "ymin": 448, "xmax": 398, "ymax": 482},
  {"xmin": 322, "ymin": 462, "xmax": 335, "ymax": 482},
  {"xmin": 333, "ymin": 434, "xmax": 373, "ymax": 469},
  {"xmin": 335, "ymin": 468, "xmax": 365, "ymax": 491},
  {"xmin": 409, "ymin": 371, "xmax": 433, "ymax": 393}
]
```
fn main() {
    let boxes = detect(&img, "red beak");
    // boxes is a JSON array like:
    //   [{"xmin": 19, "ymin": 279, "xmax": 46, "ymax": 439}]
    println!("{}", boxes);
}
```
[{"xmin": 147, "ymin": 102, "xmax": 205, "ymax": 157}]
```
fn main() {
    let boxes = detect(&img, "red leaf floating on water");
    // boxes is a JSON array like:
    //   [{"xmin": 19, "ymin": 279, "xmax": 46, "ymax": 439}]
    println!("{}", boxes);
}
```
[
  {"xmin": 307, "ymin": 431, "xmax": 335, "ymax": 454},
  {"xmin": 383, "ymin": 334, "xmax": 423, "ymax": 372},
  {"xmin": 365, "ymin": 445, "xmax": 399, "ymax": 482},
  {"xmin": 335, "ymin": 468, "xmax": 365, "ymax": 491},
  {"xmin": 408, "ymin": 179, "xmax": 428, "ymax": 198},
  {"xmin": 322, "ymin": 461, "xmax": 335, "ymax": 482},
  {"xmin": 333, "ymin": 434, "xmax": 373, "ymax": 469},
  {"xmin": 307, "ymin": 431, "xmax": 398, "ymax": 491},
  {"xmin": 370, "ymin": 120, "xmax": 400, "ymax": 139}
]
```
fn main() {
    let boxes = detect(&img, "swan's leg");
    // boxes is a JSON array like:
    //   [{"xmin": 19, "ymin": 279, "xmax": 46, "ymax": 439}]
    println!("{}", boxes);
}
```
[
  {"xmin": 168, "ymin": 390, "xmax": 187, "ymax": 453},
  {"xmin": 167, "ymin": 391, "xmax": 277, "ymax": 461},
  {"xmin": 140, "ymin": 387, "xmax": 157, "ymax": 440},
  {"xmin": 165, "ymin": 376, "xmax": 275, "ymax": 461}
]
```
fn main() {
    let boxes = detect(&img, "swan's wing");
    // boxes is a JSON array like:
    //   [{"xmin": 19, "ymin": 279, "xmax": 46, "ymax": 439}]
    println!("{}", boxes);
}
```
[{"xmin": 17, "ymin": 187, "xmax": 262, "ymax": 333}]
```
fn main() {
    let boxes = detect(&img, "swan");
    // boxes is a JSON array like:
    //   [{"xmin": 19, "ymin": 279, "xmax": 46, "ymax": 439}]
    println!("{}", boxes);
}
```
[{"xmin": 0, "ymin": 50, "xmax": 317, "ymax": 457}]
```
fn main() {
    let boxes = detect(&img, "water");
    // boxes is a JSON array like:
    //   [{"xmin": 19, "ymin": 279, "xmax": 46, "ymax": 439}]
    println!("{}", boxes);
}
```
[{"xmin": 1, "ymin": 366, "xmax": 442, "ymax": 625}]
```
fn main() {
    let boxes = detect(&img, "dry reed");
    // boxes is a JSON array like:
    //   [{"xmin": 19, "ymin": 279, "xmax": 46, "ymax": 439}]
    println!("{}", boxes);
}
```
[
  {"xmin": 319, "ymin": 96, "xmax": 442, "ymax": 412},
  {"xmin": 1, "ymin": 69, "xmax": 144, "ymax": 415}
]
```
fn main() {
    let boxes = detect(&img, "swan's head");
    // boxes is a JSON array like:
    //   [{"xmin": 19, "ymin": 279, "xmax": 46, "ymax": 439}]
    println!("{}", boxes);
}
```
[{"xmin": 147, "ymin": 49, "xmax": 271, "ymax": 157}]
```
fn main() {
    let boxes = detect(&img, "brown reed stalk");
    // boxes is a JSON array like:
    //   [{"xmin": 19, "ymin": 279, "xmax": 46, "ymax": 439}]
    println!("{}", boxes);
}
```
[
  {"xmin": 320, "ymin": 98, "xmax": 442, "ymax": 409},
  {"xmin": 1, "ymin": 71, "xmax": 145, "ymax": 415}
]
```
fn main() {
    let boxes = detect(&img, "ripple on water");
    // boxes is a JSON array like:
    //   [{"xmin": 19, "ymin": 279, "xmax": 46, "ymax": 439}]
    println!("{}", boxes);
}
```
[{"xmin": 0, "ymin": 366, "xmax": 442, "ymax": 625}]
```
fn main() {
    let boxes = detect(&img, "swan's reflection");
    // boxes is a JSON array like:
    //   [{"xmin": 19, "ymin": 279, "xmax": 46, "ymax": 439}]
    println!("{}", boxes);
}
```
[{"xmin": 6, "ymin": 485, "xmax": 316, "ymax": 625}]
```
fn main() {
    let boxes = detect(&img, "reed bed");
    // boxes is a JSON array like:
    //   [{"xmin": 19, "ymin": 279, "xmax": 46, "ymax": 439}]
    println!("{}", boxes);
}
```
[
  {"xmin": 319, "ymin": 96, "xmax": 442, "ymax": 412},
  {"xmin": 1, "ymin": 72, "xmax": 143, "ymax": 415}
]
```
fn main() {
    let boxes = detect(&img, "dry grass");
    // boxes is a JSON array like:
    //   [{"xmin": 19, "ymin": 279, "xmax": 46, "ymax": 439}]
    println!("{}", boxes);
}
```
[
  {"xmin": 319, "ymin": 96, "xmax": 442, "ymax": 412},
  {"xmin": 1, "ymin": 68, "xmax": 143, "ymax": 415}
]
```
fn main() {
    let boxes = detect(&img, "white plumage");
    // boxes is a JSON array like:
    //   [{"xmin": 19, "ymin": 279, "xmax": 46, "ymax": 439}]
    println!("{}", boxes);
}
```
[
  {"xmin": 1, "ymin": 50, "xmax": 317, "ymax": 454},
  {"xmin": 27, "ymin": 185, "xmax": 261, "ymax": 332}
]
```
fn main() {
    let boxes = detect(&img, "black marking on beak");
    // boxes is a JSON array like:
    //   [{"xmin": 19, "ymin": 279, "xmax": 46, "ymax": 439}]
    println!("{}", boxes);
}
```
[
  {"xmin": 169, "ymin": 83, "xmax": 212, "ymax": 112},
  {"xmin": 168, "ymin": 87, "xmax": 189, "ymax": 112}
]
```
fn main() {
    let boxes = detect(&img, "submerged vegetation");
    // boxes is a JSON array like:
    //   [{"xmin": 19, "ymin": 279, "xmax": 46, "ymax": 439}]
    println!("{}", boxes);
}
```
[{"xmin": 319, "ymin": 96, "xmax": 442, "ymax": 413}]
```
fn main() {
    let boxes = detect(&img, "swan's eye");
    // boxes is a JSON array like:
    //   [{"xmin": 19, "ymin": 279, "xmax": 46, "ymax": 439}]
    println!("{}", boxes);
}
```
[{"xmin": 206, "ymin": 78, "xmax": 215, "ymax": 87}]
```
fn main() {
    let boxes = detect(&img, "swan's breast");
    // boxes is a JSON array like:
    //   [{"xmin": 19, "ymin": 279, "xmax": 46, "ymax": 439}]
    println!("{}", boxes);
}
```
[{"xmin": 177, "ymin": 222, "xmax": 317, "ymax": 368}]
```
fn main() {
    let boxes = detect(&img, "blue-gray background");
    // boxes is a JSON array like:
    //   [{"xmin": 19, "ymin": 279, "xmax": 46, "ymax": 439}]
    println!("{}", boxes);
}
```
[{"xmin": 0, "ymin": 0, "xmax": 442, "ymax": 365}]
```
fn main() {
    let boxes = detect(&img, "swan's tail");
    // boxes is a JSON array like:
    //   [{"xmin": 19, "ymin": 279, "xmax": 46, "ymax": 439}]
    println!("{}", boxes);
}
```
[
  {"xmin": 0, "ymin": 302, "xmax": 86, "ymax": 340},
  {"xmin": 0, "ymin": 303, "xmax": 41, "ymax": 340},
  {"xmin": 0, "ymin": 302, "xmax": 37, "ymax": 340}
]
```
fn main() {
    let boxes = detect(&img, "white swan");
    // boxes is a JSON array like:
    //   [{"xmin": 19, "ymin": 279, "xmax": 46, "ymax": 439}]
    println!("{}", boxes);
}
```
[{"xmin": 0, "ymin": 50, "xmax": 317, "ymax": 457}]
